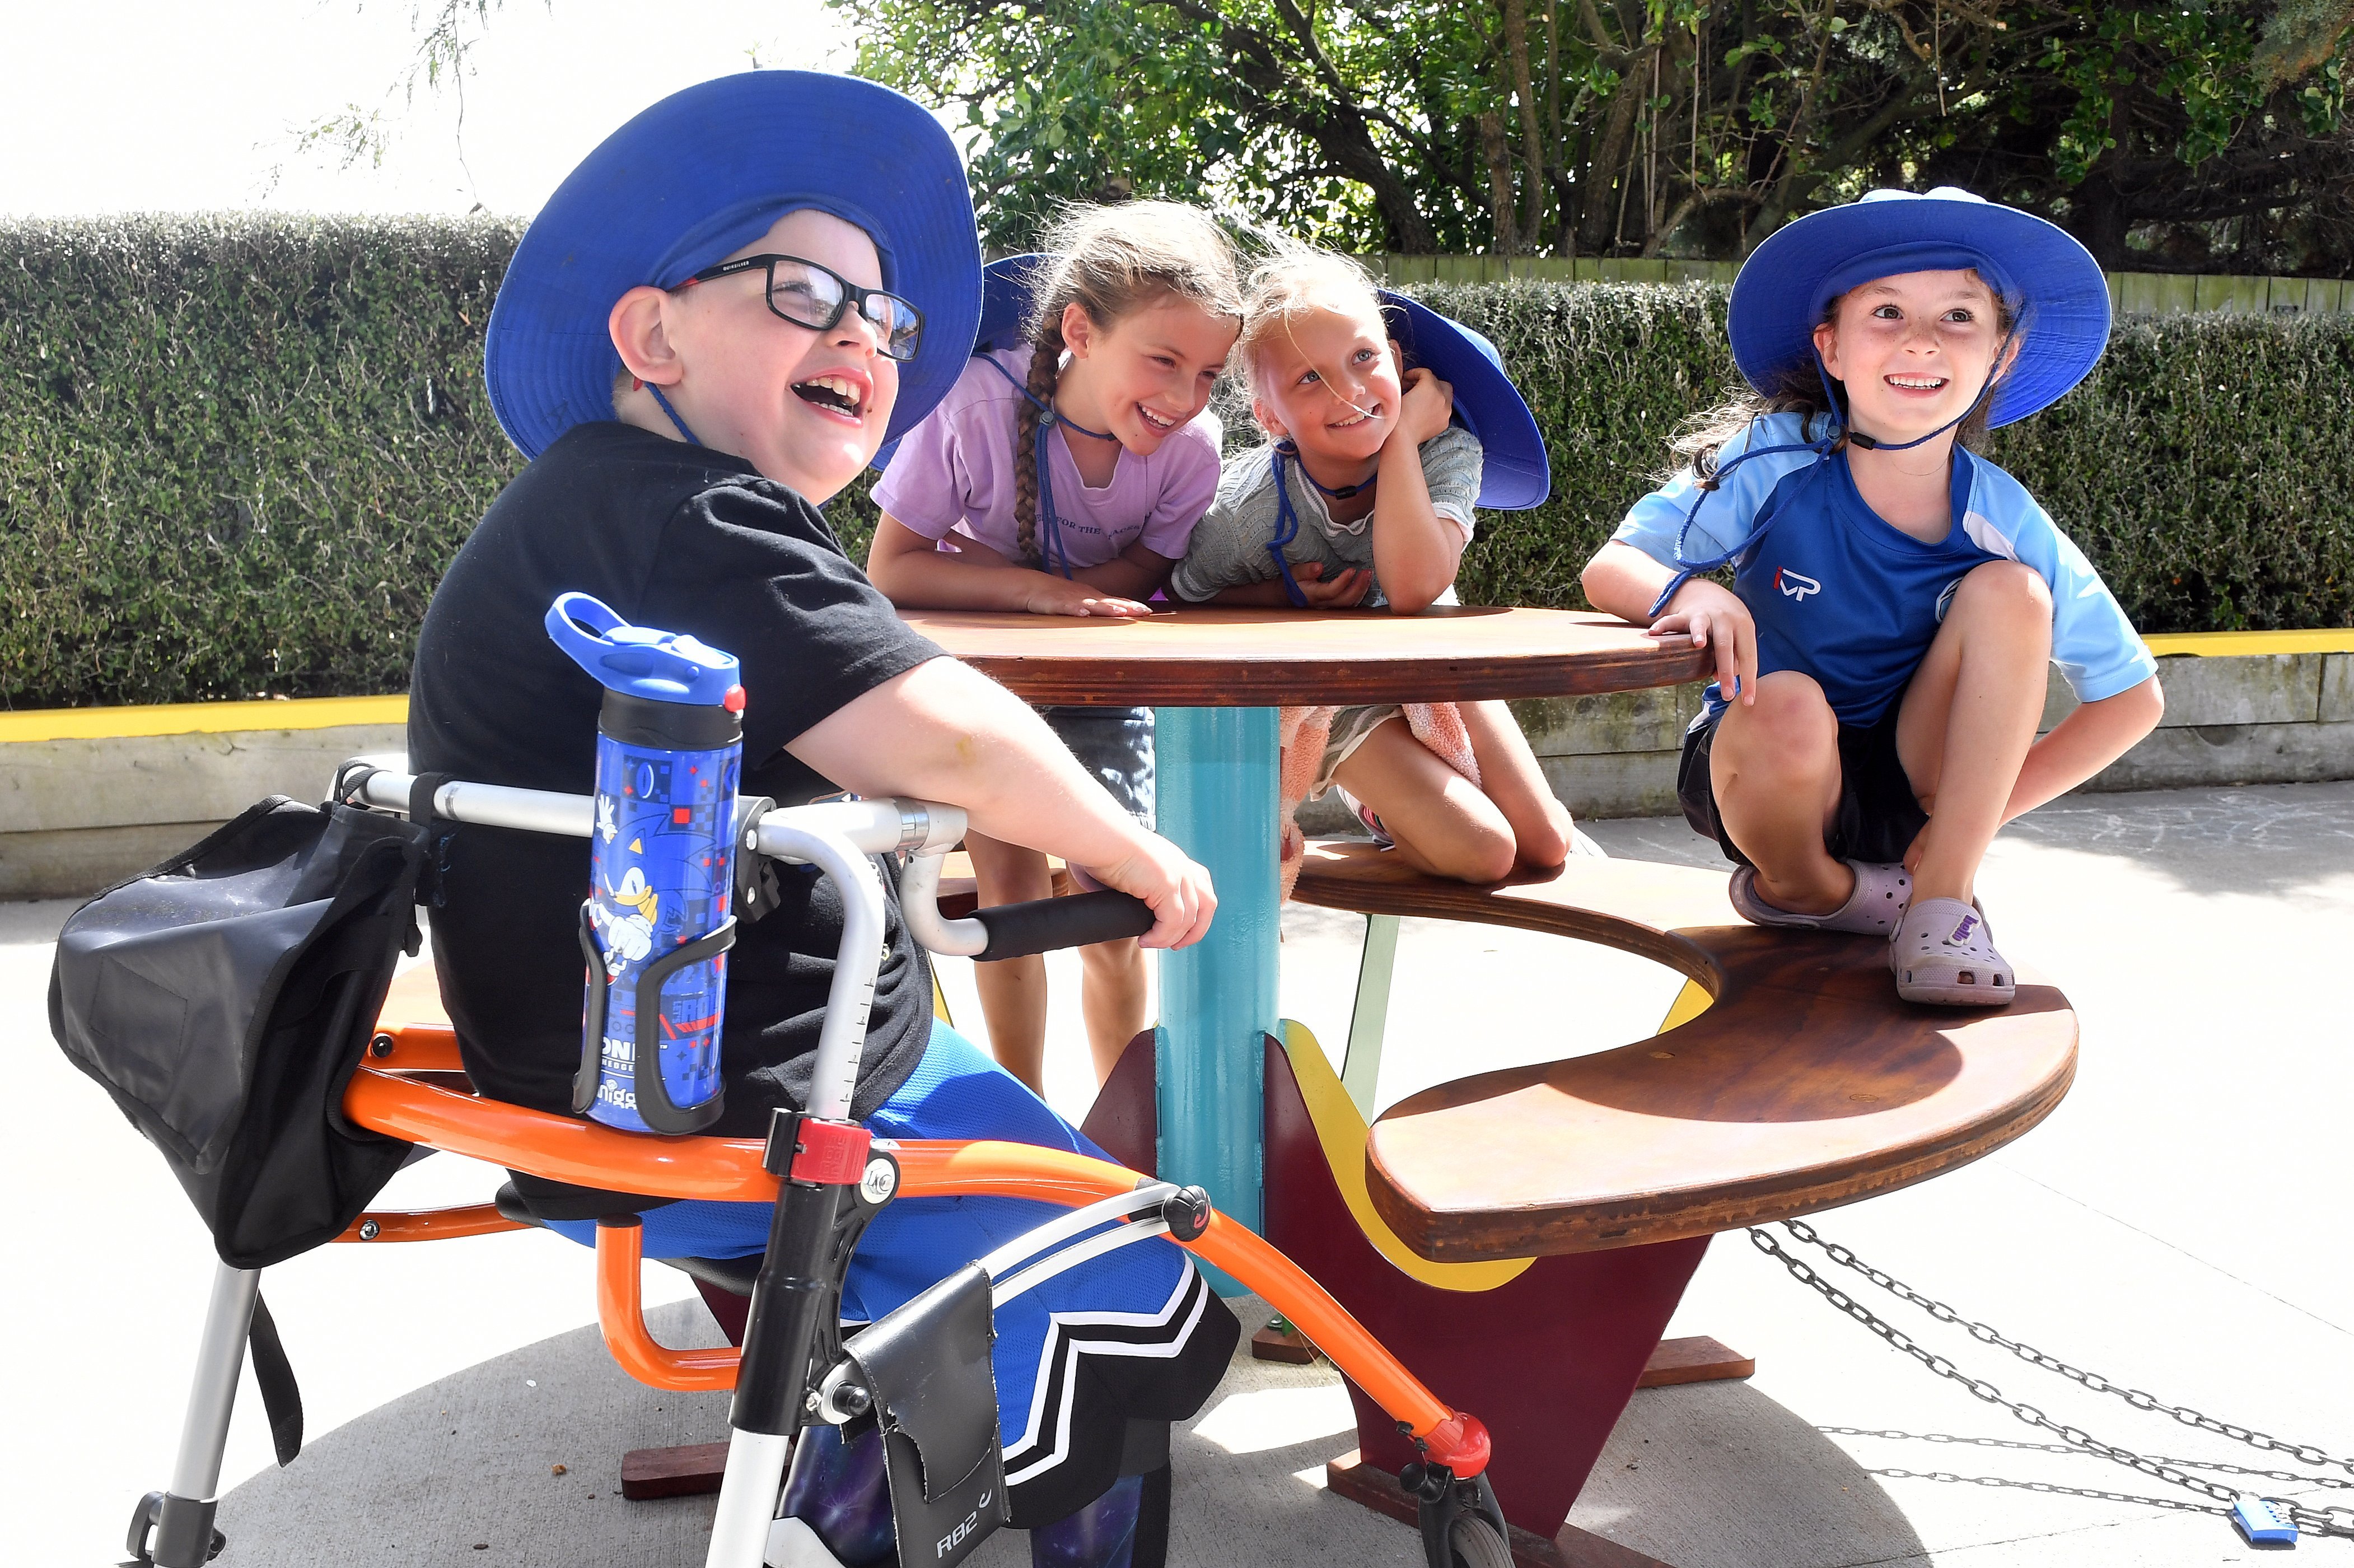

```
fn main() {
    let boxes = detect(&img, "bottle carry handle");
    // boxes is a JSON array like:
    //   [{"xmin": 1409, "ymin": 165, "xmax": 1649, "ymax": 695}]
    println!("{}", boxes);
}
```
[
  {"xmin": 547, "ymin": 591, "xmax": 740, "ymax": 706},
  {"xmin": 577, "ymin": 906, "xmax": 737, "ymax": 1136},
  {"xmin": 545, "ymin": 592, "xmax": 628, "ymax": 678}
]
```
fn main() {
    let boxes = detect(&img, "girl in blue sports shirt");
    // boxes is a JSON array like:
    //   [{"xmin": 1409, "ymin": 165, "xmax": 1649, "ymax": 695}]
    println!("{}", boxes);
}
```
[{"xmin": 1582, "ymin": 188, "xmax": 2164, "ymax": 1007}]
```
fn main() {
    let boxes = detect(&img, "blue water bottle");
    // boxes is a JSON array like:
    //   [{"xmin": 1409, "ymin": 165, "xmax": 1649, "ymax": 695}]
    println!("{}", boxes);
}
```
[{"xmin": 547, "ymin": 592, "xmax": 745, "ymax": 1135}]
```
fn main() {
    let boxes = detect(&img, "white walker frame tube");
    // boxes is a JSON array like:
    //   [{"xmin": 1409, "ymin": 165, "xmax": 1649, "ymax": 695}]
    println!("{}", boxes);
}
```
[
  {"xmin": 345, "ymin": 768, "xmax": 976, "ymax": 1121},
  {"xmin": 140, "ymin": 1262, "xmax": 260, "ymax": 1567},
  {"xmin": 753, "ymin": 819, "xmax": 886, "ymax": 1122}
]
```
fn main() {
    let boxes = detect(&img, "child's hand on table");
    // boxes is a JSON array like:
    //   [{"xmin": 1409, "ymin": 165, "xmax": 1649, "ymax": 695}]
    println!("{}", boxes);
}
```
[
  {"xmin": 1023, "ymin": 576, "xmax": 1156, "ymax": 618},
  {"xmin": 1649, "ymin": 577, "xmax": 1758, "ymax": 704},
  {"xmin": 1290, "ymin": 561, "xmax": 1375, "ymax": 609}
]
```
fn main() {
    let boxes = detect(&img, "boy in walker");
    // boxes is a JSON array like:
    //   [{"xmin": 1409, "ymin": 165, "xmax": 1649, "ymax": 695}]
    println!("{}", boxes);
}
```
[
  {"xmin": 1582, "ymin": 189, "xmax": 2164, "ymax": 1005},
  {"xmin": 408, "ymin": 72, "xmax": 1235, "ymax": 1567}
]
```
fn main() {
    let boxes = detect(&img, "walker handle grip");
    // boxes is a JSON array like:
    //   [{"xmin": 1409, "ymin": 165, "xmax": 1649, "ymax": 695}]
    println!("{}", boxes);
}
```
[{"xmin": 972, "ymin": 892, "xmax": 1155, "ymax": 962}]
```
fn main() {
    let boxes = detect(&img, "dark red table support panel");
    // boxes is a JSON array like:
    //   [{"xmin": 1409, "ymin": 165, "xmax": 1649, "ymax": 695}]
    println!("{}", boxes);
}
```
[
  {"xmin": 1082, "ymin": 1033, "xmax": 1710, "ymax": 1542},
  {"xmin": 1260, "ymin": 1038, "xmax": 1706, "ymax": 1539}
]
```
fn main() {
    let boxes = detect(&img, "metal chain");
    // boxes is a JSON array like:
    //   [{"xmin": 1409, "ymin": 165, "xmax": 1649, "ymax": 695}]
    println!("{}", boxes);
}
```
[
  {"xmin": 1818, "ymin": 1426, "xmax": 2354, "ymax": 1492},
  {"xmin": 1747, "ymin": 1223, "xmax": 2354, "ymax": 1541},
  {"xmin": 1778, "ymin": 1217, "xmax": 2354, "ymax": 1477},
  {"xmin": 1858, "ymin": 1465, "xmax": 2226, "ymax": 1516}
]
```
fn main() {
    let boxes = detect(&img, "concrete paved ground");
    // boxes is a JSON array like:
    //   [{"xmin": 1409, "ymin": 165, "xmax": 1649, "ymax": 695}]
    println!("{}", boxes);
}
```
[{"xmin": 13, "ymin": 785, "xmax": 2354, "ymax": 1565}]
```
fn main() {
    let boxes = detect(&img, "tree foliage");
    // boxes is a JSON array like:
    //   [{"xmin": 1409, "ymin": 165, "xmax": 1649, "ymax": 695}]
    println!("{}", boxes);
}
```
[{"xmin": 839, "ymin": 0, "xmax": 2354, "ymax": 272}]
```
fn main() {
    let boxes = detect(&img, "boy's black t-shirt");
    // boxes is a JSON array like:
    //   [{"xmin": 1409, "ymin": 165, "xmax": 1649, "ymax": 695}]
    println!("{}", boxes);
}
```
[{"xmin": 408, "ymin": 421, "xmax": 945, "ymax": 1138}]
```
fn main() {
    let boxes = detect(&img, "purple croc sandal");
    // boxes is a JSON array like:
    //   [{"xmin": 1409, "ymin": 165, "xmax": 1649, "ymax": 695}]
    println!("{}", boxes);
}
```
[
  {"xmin": 1890, "ymin": 896, "xmax": 2016, "ymax": 1006},
  {"xmin": 1729, "ymin": 860, "xmax": 1912, "ymax": 937}
]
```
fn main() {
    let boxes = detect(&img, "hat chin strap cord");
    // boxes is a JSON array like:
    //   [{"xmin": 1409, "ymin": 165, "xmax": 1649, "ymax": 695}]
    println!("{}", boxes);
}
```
[
  {"xmin": 645, "ymin": 382, "xmax": 704, "ymax": 447},
  {"xmin": 1278, "ymin": 437, "xmax": 1376, "ymax": 499},
  {"xmin": 1646, "ymin": 336, "xmax": 2010, "ymax": 621},
  {"xmin": 982, "ymin": 354, "xmax": 1114, "ymax": 580}
]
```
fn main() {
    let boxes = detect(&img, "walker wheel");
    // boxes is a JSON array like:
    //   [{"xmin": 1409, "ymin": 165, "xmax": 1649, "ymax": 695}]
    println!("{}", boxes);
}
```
[{"xmin": 1449, "ymin": 1514, "xmax": 1512, "ymax": 1568}]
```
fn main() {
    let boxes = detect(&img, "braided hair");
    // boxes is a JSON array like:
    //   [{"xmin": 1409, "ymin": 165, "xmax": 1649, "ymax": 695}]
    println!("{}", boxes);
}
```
[{"xmin": 1010, "ymin": 202, "xmax": 1243, "ymax": 566}]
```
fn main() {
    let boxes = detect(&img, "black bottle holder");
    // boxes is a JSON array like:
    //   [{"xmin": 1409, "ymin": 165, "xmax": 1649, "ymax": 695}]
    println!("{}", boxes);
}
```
[{"xmin": 575, "ymin": 908, "xmax": 739, "ymax": 1134}]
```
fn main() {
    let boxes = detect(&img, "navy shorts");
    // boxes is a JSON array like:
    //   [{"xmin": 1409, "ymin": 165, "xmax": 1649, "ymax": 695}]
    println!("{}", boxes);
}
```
[
  {"xmin": 1676, "ymin": 701, "xmax": 1929, "ymax": 867},
  {"xmin": 1040, "ymin": 705, "xmax": 1154, "ymax": 828}
]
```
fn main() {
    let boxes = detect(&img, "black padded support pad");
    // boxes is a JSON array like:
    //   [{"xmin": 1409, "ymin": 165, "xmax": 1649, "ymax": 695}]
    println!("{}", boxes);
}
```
[{"xmin": 491, "ymin": 1181, "xmax": 755, "ymax": 1294}]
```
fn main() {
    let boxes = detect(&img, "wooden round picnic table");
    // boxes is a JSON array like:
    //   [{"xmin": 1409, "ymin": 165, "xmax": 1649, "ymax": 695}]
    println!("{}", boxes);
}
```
[
  {"xmin": 908, "ymin": 606, "xmax": 2080, "ymax": 1561},
  {"xmin": 900, "ymin": 605, "xmax": 1709, "ymax": 1243}
]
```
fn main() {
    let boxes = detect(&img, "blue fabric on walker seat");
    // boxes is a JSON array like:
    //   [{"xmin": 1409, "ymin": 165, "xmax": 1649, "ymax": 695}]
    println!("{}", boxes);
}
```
[{"xmin": 541, "ymin": 1021, "xmax": 1213, "ymax": 1486}]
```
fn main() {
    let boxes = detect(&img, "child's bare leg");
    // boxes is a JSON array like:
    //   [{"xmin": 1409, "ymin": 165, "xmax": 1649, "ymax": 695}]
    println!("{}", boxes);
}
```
[
  {"xmin": 1333, "ymin": 720, "xmax": 1519, "ymax": 883},
  {"xmin": 1894, "ymin": 562, "xmax": 2053, "ymax": 906},
  {"xmin": 1709, "ymin": 671, "xmax": 1851, "ymax": 913},
  {"xmin": 1459, "ymin": 699, "xmax": 1573, "ymax": 868},
  {"xmin": 1075, "ymin": 936, "xmax": 1148, "ymax": 1085},
  {"xmin": 965, "ymin": 830, "xmax": 1053, "ymax": 1093}
]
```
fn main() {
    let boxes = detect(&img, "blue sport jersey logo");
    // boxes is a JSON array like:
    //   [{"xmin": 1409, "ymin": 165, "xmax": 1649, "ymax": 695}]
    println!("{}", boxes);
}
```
[{"xmin": 1775, "ymin": 567, "xmax": 1821, "ymax": 601}]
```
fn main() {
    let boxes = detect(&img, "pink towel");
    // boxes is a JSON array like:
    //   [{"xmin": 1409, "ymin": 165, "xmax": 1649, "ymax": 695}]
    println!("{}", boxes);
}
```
[{"xmin": 1276, "ymin": 702, "xmax": 1480, "ymax": 898}]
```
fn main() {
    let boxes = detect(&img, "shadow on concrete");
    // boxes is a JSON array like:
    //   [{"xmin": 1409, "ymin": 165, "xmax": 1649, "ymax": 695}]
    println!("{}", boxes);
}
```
[
  {"xmin": 1566, "ymin": 1379, "xmax": 1932, "ymax": 1568},
  {"xmin": 195, "ymin": 1291, "xmax": 1933, "ymax": 1568},
  {"xmin": 188, "ymin": 1300, "xmax": 736, "ymax": 1568},
  {"xmin": 1992, "ymin": 781, "xmax": 2354, "ymax": 901}
]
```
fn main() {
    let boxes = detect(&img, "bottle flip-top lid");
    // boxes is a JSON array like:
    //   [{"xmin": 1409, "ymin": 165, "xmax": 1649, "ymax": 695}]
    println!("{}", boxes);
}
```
[{"xmin": 545, "ymin": 592, "xmax": 744, "ymax": 709}]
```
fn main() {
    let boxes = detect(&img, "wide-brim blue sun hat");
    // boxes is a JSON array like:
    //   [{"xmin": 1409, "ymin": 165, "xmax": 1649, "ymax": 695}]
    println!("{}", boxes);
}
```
[
  {"xmin": 484, "ymin": 71, "xmax": 982, "ymax": 460},
  {"xmin": 1379, "ymin": 292, "xmax": 1550, "ymax": 510},
  {"xmin": 868, "ymin": 254, "xmax": 1043, "ymax": 473},
  {"xmin": 1729, "ymin": 186, "xmax": 2109, "ymax": 429},
  {"xmin": 975, "ymin": 254, "xmax": 1047, "ymax": 353}
]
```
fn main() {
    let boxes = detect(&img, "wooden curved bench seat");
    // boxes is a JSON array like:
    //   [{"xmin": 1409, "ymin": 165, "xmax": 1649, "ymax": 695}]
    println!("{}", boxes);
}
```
[{"xmin": 1290, "ymin": 841, "xmax": 2079, "ymax": 1264}]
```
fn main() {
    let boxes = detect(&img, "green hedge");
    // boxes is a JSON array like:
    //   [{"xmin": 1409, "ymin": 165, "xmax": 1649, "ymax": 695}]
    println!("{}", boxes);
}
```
[
  {"xmin": 7, "ymin": 219, "xmax": 2353, "ymax": 710},
  {"xmin": 2, "ymin": 217, "xmax": 524, "ymax": 709}
]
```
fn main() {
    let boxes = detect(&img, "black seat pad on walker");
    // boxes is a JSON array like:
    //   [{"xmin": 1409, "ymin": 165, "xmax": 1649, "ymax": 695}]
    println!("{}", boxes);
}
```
[
  {"xmin": 491, "ymin": 1182, "xmax": 762, "ymax": 1297},
  {"xmin": 848, "ymin": 1261, "xmax": 1011, "ymax": 1567}
]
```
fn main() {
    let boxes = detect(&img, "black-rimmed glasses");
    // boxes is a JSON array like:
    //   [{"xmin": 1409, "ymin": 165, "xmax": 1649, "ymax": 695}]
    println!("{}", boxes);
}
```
[{"xmin": 678, "ymin": 254, "xmax": 924, "ymax": 362}]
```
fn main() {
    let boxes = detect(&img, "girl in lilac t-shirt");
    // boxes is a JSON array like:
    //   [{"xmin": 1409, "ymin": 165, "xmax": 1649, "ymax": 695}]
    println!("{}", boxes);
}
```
[{"xmin": 866, "ymin": 202, "xmax": 1241, "ymax": 1094}]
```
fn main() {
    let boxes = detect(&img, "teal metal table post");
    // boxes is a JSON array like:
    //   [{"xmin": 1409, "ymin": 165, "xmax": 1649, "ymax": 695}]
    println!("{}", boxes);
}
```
[{"xmin": 1151, "ymin": 704, "xmax": 1279, "ymax": 1286}]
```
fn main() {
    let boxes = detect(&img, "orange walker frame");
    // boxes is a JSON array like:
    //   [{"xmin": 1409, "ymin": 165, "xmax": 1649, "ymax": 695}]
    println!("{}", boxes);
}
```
[
  {"xmin": 337, "ymin": 1014, "xmax": 1493, "ymax": 1475},
  {"xmin": 119, "ymin": 764, "xmax": 1503, "ymax": 1568}
]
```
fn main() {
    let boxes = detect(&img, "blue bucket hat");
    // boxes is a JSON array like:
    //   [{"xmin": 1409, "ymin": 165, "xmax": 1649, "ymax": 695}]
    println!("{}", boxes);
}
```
[
  {"xmin": 875, "ymin": 256, "xmax": 1552, "ymax": 510},
  {"xmin": 974, "ymin": 253, "xmax": 1048, "ymax": 353},
  {"xmin": 1729, "ymin": 186, "xmax": 2110, "ymax": 428},
  {"xmin": 867, "ymin": 254, "xmax": 1055, "ymax": 473},
  {"xmin": 483, "ymin": 71, "xmax": 983, "ymax": 460},
  {"xmin": 1378, "ymin": 292, "xmax": 1549, "ymax": 510}
]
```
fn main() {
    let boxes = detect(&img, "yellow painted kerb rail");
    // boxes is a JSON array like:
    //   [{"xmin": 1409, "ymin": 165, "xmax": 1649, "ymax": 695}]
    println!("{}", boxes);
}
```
[
  {"xmin": 3, "ymin": 627, "xmax": 2351, "ymax": 745},
  {"xmin": 0, "ymin": 694, "xmax": 409, "ymax": 745},
  {"xmin": 2141, "ymin": 630, "xmax": 2354, "ymax": 657}
]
